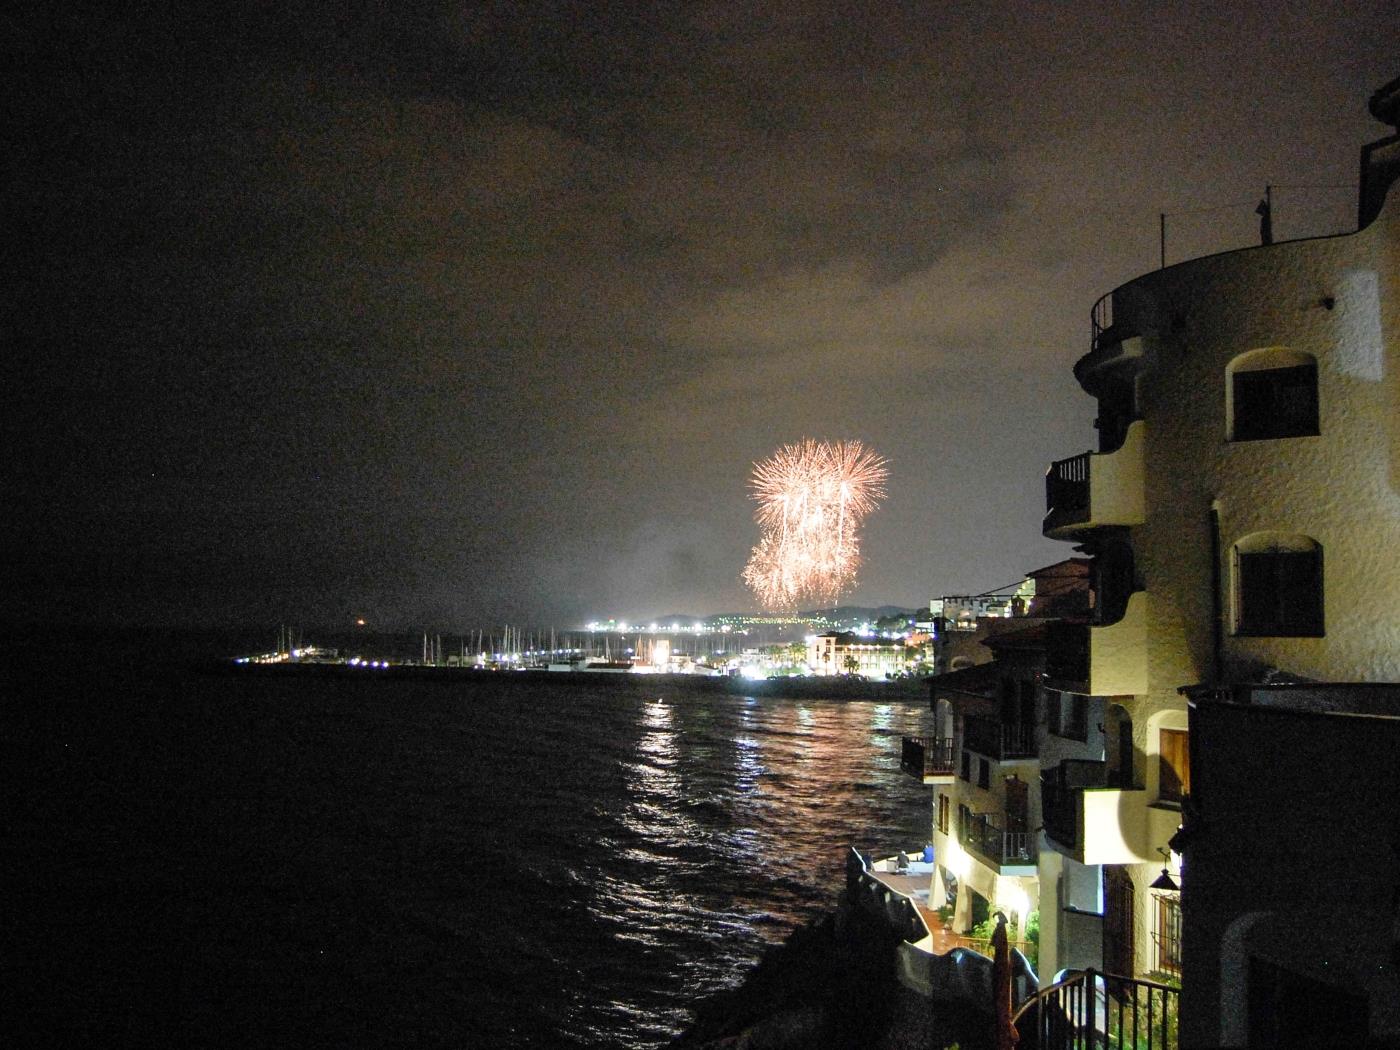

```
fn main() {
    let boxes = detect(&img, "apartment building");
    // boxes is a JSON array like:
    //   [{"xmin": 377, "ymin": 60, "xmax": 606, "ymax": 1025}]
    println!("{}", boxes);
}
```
[
  {"xmin": 806, "ymin": 631, "xmax": 908, "ymax": 677},
  {"xmin": 1038, "ymin": 73, "xmax": 1399, "ymax": 1030}
]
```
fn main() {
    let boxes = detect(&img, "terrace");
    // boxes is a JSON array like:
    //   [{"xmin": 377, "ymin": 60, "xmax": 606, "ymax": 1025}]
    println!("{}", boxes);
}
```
[
  {"xmin": 959, "ymin": 808, "xmax": 1036, "ymax": 870},
  {"xmin": 1042, "ymin": 421, "xmax": 1145, "ymax": 539},
  {"xmin": 900, "ymin": 735, "xmax": 956, "ymax": 782},
  {"xmin": 962, "ymin": 714, "xmax": 1037, "ymax": 760}
]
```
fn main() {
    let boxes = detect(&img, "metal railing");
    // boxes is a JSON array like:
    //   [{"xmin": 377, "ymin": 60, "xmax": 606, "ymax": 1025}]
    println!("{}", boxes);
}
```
[
  {"xmin": 960, "ymin": 810, "xmax": 1035, "ymax": 866},
  {"xmin": 1090, "ymin": 293, "xmax": 1114, "ymax": 355},
  {"xmin": 902, "ymin": 735, "xmax": 955, "ymax": 778},
  {"xmin": 1013, "ymin": 968, "xmax": 1179, "ymax": 1049},
  {"xmin": 963, "ymin": 715, "xmax": 1038, "ymax": 759},
  {"xmin": 1046, "ymin": 451, "xmax": 1091, "ymax": 521},
  {"xmin": 949, "ymin": 932, "xmax": 1036, "ymax": 956}
]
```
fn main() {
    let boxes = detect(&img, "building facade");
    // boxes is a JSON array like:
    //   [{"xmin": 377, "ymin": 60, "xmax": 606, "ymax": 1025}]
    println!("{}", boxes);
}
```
[
  {"xmin": 806, "ymin": 632, "xmax": 908, "ymax": 677},
  {"xmin": 1039, "ymin": 74, "xmax": 1400, "ymax": 1034}
]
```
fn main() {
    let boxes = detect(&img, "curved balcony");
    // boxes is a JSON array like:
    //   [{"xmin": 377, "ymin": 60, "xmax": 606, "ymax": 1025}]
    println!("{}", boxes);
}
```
[
  {"xmin": 1043, "ymin": 591, "xmax": 1148, "ymax": 697},
  {"xmin": 1074, "ymin": 291, "xmax": 1146, "ymax": 399},
  {"xmin": 1041, "ymin": 757, "xmax": 1182, "ymax": 866},
  {"xmin": 1043, "ymin": 421, "xmax": 1146, "ymax": 539}
]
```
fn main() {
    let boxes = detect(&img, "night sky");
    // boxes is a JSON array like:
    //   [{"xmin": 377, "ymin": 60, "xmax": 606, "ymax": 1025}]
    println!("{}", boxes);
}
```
[{"xmin": 7, "ymin": 3, "xmax": 1396, "ymax": 629}]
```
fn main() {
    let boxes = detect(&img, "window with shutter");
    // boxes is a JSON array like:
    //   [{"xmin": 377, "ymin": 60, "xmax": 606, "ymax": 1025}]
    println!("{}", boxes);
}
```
[
  {"xmin": 1236, "ymin": 542, "xmax": 1323, "ymax": 636},
  {"xmin": 1232, "ymin": 362, "xmax": 1318, "ymax": 441},
  {"xmin": 1158, "ymin": 728, "xmax": 1190, "ymax": 804}
]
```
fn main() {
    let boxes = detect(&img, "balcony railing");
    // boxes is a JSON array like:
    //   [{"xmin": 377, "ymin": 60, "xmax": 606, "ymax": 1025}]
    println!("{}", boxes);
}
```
[
  {"xmin": 960, "ymin": 809, "xmax": 1035, "ymax": 867},
  {"xmin": 962, "ymin": 714, "xmax": 1038, "ymax": 759},
  {"xmin": 1091, "ymin": 292, "xmax": 1113, "ymax": 355},
  {"xmin": 1040, "ymin": 760, "xmax": 1107, "ymax": 850},
  {"xmin": 901, "ymin": 735, "xmax": 955, "ymax": 779},
  {"xmin": 1045, "ymin": 451, "xmax": 1090, "ymax": 524},
  {"xmin": 1013, "ymin": 968, "xmax": 1179, "ymax": 1049}
]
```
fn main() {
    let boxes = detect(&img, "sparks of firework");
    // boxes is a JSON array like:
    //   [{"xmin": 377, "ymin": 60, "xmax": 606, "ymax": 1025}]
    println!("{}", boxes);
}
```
[{"xmin": 742, "ymin": 439, "xmax": 888, "ymax": 610}]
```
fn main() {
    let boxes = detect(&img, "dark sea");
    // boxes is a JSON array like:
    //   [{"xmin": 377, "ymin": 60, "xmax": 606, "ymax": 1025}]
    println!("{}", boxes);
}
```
[{"xmin": 6, "ymin": 629, "xmax": 934, "ymax": 1048}]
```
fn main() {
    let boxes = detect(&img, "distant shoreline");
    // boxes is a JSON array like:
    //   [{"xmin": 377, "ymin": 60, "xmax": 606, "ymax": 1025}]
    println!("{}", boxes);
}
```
[{"xmin": 193, "ymin": 659, "xmax": 933, "ymax": 701}]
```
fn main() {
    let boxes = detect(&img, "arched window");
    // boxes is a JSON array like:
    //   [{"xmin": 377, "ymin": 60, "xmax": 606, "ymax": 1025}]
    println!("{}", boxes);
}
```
[
  {"xmin": 1226, "ymin": 348, "xmax": 1319, "ymax": 441},
  {"xmin": 1233, "ymin": 532, "xmax": 1324, "ymax": 636}
]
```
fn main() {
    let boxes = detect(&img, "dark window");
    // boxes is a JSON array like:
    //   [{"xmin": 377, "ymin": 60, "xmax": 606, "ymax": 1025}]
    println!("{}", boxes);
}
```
[
  {"xmin": 937, "ymin": 792, "xmax": 950, "ymax": 834},
  {"xmin": 960, "ymin": 750, "xmax": 971, "ymax": 781},
  {"xmin": 1236, "ymin": 546, "xmax": 1324, "ymax": 636},
  {"xmin": 1066, "ymin": 693, "xmax": 1089, "ymax": 741},
  {"xmin": 1232, "ymin": 362, "xmax": 1318, "ymax": 441},
  {"xmin": 998, "ymin": 678, "xmax": 1017, "ymax": 722},
  {"xmin": 1109, "ymin": 712, "xmax": 1135, "ymax": 789},
  {"xmin": 1159, "ymin": 728, "xmax": 1190, "ymax": 805},
  {"xmin": 977, "ymin": 758, "xmax": 990, "ymax": 790},
  {"xmin": 1046, "ymin": 690, "xmax": 1089, "ymax": 741}
]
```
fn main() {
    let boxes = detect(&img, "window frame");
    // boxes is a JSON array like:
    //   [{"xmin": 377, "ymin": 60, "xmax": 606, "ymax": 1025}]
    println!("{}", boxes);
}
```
[
  {"xmin": 1158, "ymin": 727, "xmax": 1190, "ymax": 805},
  {"xmin": 1154, "ymin": 893, "xmax": 1183, "ymax": 978},
  {"xmin": 1233, "ymin": 538, "xmax": 1324, "ymax": 638},
  {"xmin": 1227, "ymin": 348, "xmax": 1319, "ymax": 443}
]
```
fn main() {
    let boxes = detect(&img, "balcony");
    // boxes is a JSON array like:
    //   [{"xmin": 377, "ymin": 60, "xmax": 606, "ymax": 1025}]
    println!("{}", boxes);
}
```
[
  {"xmin": 1074, "ymin": 291, "xmax": 1146, "ymax": 399},
  {"xmin": 1040, "ymin": 759, "xmax": 1107, "ymax": 851},
  {"xmin": 959, "ymin": 809, "xmax": 1036, "ymax": 871},
  {"xmin": 1040, "ymin": 759, "xmax": 1172, "ymax": 865},
  {"xmin": 1043, "ymin": 591, "xmax": 1148, "ymax": 697},
  {"xmin": 901, "ymin": 735, "xmax": 956, "ymax": 783},
  {"xmin": 961, "ymin": 715, "xmax": 1037, "ymax": 760},
  {"xmin": 1043, "ymin": 421, "xmax": 1146, "ymax": 539}
]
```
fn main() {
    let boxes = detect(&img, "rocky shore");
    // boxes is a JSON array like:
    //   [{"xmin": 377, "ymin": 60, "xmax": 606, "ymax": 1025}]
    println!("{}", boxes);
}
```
[{"xmin": 672, "ymin": 900, "xmax": 992, "ymax": 1050}]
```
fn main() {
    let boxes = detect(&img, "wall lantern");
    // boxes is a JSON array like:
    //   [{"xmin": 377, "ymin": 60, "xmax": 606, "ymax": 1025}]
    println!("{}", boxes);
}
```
[{"xmin": 1149, "ymin": 846, "xmax": 1179, "ymax": 891}]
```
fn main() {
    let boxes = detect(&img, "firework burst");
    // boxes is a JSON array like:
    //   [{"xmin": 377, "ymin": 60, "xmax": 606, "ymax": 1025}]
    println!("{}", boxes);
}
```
[{"xmin": 742, "ymin": 439, "xmax": 888, "ymax": 610}]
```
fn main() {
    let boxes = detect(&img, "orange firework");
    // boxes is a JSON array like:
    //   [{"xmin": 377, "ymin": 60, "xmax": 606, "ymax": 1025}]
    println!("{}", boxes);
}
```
[{"xmin": 742, "ymin": 439, "xmax": 888, "ymax": 609}]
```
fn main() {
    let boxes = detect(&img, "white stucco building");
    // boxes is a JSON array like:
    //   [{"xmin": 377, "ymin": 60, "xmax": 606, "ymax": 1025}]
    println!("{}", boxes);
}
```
[
  {"xmin": 807, "ymin": 632, "xmax": 908, "ymax": 677},
  {"xmin": 1039, "ymin": 74, "xmax": 1399, "ymax": 1036}
]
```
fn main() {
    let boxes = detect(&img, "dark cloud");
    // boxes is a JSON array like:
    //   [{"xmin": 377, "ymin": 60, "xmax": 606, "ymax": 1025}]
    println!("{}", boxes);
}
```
[{"xmin": 6, "ymin": 2, "xmax": 1397, "ymax": 627}]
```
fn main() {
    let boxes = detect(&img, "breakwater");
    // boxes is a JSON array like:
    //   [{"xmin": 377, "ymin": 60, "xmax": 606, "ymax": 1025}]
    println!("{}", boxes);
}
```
[{"xmin": 197, "ymin": 659, "xmax": 933, "ymax": 700}]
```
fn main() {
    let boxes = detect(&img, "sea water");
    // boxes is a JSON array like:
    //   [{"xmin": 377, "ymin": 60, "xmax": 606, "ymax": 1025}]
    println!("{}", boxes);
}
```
[{"xmin": 8, "ymin": 632, "xmax": 933, "ymax": 1048}]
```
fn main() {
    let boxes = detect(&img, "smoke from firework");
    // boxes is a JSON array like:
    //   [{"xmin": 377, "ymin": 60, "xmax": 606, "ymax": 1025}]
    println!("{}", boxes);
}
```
[{"xmin": 742, "ymin": 439, "xmax": 889, "ymax": 610}]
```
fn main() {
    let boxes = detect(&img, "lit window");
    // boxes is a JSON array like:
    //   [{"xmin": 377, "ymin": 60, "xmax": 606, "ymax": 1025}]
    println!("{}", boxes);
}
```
[{"xmin": 1158, "ymin": 728, "xmax": 1190, "ymax": 804}]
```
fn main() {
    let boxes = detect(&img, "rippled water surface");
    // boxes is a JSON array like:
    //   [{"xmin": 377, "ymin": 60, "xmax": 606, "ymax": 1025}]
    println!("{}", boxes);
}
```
[{"xmin": 10, "ymin": 635, "xmax": 934, "ymax": 1048}]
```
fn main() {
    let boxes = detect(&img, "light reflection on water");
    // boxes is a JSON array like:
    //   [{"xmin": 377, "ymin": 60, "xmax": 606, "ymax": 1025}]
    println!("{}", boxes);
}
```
[
  {"xmin": 564, "ymin": 685, "xmax": 932, "ymax": 1047},
  {"xmin": 24, "ymin": 652, "xmax": 937, "ymax": 1050}
]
